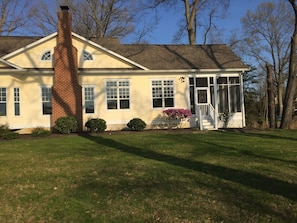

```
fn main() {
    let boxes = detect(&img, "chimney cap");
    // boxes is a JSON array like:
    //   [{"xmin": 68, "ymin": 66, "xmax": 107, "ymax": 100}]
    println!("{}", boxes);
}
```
[{"xmin": 60, "ymin": 5, "xmax": 69, "ymax": 11}]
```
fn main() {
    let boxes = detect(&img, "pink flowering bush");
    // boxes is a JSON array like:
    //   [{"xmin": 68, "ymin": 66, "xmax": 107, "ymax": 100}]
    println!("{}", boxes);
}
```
[{"xmin": 162, "ymin": 108, "xmax": 192, "ymax": 129}]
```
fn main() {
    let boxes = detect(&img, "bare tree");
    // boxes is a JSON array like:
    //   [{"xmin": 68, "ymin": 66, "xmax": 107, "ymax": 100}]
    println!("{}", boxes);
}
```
[
  {"xmin": 145, "ymin": 0, "xmax": 229, "ymax": 45},
  {"xmin": 280, "ymin": 0, "xmax": 297, "ymax": 129},
  {"xmin": 30, "ymin": 0, "xmax": 145, "ymax": 39},
  {"xmin": 0, "ymin": 0, "xmax": 33, "ymax": 36},
  {"xmin": 238, "ymin": 1, "xmax": 294, "ymax": 118}
]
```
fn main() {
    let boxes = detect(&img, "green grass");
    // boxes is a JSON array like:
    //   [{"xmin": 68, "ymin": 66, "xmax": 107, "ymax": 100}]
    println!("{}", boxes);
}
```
[{"xmin": 0, "ymin": 129, "xmax": 297, "ymax": 222}]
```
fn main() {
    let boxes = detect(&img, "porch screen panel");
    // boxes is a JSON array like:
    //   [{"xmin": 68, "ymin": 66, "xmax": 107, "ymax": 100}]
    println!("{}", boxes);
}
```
[
  {"xmin": 230, "ymin": 77, "xmax": 241, "ymax": 112},
  {"xmin": 217, "ymin": 77, "xmax": 228, "ymax": 113},
  {"xmin": 189, "ymin": 78, "xmax": 195, "ymax": 114}
]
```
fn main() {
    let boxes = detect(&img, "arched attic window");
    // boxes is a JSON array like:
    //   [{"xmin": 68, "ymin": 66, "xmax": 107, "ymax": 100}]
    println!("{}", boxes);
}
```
[
  {"xmin": 41, "ymin": 50, "xmax": 51, "ymax": 61},
  {"xmin": 83, "ymin": 51, "xmax": 93, "ymax": 61}
]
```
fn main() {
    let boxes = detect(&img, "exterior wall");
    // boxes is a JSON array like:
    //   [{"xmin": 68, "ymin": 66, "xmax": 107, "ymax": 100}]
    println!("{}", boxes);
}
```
[
  {"xmin": 0, "ymin": 73, "xmax": 53, "ymax": 131},
  {"xmin": 5, "ymin": 38, "xmax": 57, "ymax": 69},
  {"xmin": 72, "ymin": 37, "xmax": 133, "ymax": 69},
  {"xmin": 80, "ymin": 72, "xmax": 191, "ymax": 131},
  {"xmin": 5, "ymin": 36, "xmax": 134, "ymax": 70}
]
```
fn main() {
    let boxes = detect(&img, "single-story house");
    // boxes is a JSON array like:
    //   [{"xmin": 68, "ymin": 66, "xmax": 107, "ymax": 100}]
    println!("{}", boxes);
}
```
[{"xmin": 0, "ymin": 6, "xmax": 249, "ymax": 133}]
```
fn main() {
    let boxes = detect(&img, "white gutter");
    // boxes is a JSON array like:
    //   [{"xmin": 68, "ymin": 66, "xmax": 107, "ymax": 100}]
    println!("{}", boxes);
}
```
[{"xmin": 79, "ymin": 68, "xmax": 250, "ymax": 75}]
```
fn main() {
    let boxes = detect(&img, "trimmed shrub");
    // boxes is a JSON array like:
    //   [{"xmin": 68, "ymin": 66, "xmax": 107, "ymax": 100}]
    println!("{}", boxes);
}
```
[
  {"xmin": 85, "ymin": 118, "xmax": 107, "ymax": 133},
  {"xmin": 0, "ymin": 124, "xmax": 9, "ymax": 136},
  {"xmin": 55, "ymin": 116, "xmax": 78, "ymax": 134},
  {"xmin": 1, "ymin": 131, "xmax": 19, "ymax": 140},
  {"xmin": 127, "ymin": 118, "xmax": 146, "ymax": 131},
  {"xmin": 31, "ymin": 127, "xmax": 51, "ymax": 137}
]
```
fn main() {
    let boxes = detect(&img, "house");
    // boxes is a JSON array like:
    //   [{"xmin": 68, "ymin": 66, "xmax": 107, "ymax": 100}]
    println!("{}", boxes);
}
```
[{"xmin": 0, "ymin": 6, "xmax": 249, "ymax": 133}]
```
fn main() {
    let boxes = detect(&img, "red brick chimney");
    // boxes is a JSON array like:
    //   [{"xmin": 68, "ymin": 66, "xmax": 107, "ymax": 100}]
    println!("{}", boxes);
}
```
[{"xmin": 52, "ymin": 6, "xmax": 83, "ymax": 132}]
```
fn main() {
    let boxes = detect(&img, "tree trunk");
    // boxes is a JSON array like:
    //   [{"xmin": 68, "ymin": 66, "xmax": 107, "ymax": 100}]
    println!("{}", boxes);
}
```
[
  {"xmin": 280, "ymin": 0, "xmax": 297, "ymax": 129},
  {"xmin": 266, "ymin": 63, "xmax": 276, "ymax": 128}
]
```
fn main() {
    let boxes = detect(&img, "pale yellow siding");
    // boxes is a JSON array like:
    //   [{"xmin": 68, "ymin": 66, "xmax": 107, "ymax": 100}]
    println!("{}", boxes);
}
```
[
  {"xmin": 0, "ymin": 73, "xmax": 53, "ymax": 131},
  {"xmin": 6, "ymin": 39, "xmax": 57, "ymax": 69},
  {"xmin": 5, "ymin": 35, "xmax": 134, "ymax": 70},
  {"xmin": 80, "ymin": 72, "xmax": 191, "ymax": 131}
]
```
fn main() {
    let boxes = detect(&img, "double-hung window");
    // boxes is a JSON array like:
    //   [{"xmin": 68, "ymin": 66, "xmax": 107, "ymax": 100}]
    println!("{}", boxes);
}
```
[
  {"xmin": 41, "ymin": 87, "xmax": 52, "ymax": 114},
  {"xmin": 84, "ymin": 87, "xmax": 95, "ymax": 113},
  {"xmin": 106, "ymin": 80, "xmax": 130, "ymax": 109},
  {"xmin": 152, "ymin": 80, "xmax": 174, "ymax": 108},
  {"xmin": 0, "ymin": 88, "xmax": 6, "ymax": 116},
  {"xmin": 14, "ymin": 88, "xmax": 20, "ymax": 116}
]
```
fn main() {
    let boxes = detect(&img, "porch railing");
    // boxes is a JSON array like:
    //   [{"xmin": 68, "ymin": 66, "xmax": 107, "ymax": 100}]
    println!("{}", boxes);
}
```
[{"xmin": 196, "ymin": 103, "xmax": 217, "ymax": 130}]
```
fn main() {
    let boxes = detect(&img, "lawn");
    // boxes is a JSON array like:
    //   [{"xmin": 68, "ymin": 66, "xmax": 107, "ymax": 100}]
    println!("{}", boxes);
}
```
[{"xmin": 0, "ymin": 129, "xmax": 296, "ymax": 222}]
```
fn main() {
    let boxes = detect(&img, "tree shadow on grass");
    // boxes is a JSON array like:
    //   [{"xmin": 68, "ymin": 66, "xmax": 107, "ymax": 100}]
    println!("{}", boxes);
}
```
[{"xmin": 81, "ymin": 133, "xmax": 297, "ymax": 202}]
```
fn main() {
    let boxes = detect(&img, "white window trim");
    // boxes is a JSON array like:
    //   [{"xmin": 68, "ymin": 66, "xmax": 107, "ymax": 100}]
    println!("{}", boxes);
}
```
[
  {"xmin": 40, "ymin": 50, "xmax": 52, "ymax": 61},
  {"xmin": 105, "ymin": 79, "xmax": 131, "ymax": 111},
  {"xmin": 41, "ymin": 86, "xmax": 52, "ymax": 115},
  {"xmin": 82, "ymin": 50, "xmax": 94, "ymax": 61},
  {"xmin": 150, "ymin": 78, "xmax": 175, "ymax": 109},
  {"xmin": 83, "ymin": 85, "xmax": 96, "ymax": 115}
]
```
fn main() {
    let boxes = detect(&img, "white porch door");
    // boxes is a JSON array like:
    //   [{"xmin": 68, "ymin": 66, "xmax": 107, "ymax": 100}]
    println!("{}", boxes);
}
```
[{"xmin": 197, "ymin": 88, "xmax": 210, "ymax": 118}]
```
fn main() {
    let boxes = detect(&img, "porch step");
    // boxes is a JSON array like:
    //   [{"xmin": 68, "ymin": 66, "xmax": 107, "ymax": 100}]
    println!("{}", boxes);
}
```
[{"xmin": 202, "ymin": 118, "xmax": 216, "ymax": 130}]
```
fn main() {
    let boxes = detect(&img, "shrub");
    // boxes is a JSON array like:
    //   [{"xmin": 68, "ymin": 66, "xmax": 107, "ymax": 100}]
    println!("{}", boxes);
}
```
[
  {"xmin": 31, "ymin": 127, "xmax": 51, "ymax": 137},
  {"xmin": 55, "ymin": 116, "xmax": 78, "ymax": 134},
  {"xmin": 2, "ymin": 131, "xmax": 19, "ymax": 140},
  {"xmin": 85, "ymin": 118, "xmax": 107, "ymax": 133},
  {"xmin": 127, "ymin": 118, "xmax": 146, "ymax": 131},
  {"xmin": 0, "ymin": 124, "xmax": 9, "ymax": 136}
]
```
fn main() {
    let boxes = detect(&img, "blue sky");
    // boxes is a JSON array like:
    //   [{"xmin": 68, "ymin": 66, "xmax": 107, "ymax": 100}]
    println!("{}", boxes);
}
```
[{"xmin": 138, "ymin": 0, "xmax": 268, "ymax": 44}]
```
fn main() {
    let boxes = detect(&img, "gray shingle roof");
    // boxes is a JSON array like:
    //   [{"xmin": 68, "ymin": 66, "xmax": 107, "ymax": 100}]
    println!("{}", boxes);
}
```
[{"xmin": 0, "ymin": 36, "xmax": 248, "ymax": 70}]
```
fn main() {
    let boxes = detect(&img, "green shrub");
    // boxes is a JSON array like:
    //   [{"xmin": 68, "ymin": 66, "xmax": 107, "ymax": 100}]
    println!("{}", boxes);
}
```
[
  {"xmin": 2, "ymin": 131, "xmax": 19, "ymax": 140},
  {"xmin": 127, "ymin": 118, "xmax": 146, "ymax": 131},
  {"xmin": 31, "ymin": 127, "xmax": 51, "ymax": 137},
  {"xmin": 0, "ymin": 124, "xmax": 9, "ymax": 136},
  {"xmin": 85, "ymin": 118, "xmax": 107, "ymax": 133},
  {"xmin": 55, "ymin": 116, "xmax": 78, "ymax": 134}
]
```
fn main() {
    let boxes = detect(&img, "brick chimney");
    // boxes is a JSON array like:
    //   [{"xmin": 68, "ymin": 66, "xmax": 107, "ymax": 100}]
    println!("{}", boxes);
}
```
[{"xmin": 52, "ymin": 6, "xmax": 83, "ymax": 132}]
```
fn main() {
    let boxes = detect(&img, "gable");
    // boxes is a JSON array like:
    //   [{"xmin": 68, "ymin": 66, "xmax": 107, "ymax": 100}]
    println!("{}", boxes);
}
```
[{"xmin": 2, "ymin": 33, "xmax": 147, "ymax": 70}]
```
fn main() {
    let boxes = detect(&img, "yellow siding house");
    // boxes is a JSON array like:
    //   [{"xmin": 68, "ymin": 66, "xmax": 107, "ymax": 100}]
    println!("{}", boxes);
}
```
[{"xmin": 0, "ymin": 7, "xmax": 249, "ymax": 133}]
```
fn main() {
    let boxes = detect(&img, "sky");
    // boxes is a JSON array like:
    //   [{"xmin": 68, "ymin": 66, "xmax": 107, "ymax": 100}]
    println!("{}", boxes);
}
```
[{"xmin": 134, "ymin": 0, "xmax": 269, "ymax": 44}]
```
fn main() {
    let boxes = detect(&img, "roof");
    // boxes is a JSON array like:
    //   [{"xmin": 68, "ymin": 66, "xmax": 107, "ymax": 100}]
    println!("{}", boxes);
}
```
[{"xmin": 0, "ymin": 36, "xmax": 248, "ymax": 71}]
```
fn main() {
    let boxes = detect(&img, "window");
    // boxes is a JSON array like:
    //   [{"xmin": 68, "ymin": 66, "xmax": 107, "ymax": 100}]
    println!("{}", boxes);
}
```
[
  {"xmin": 83, "ymin": 51, "xmax": 93, "ymax": 61},
  {"xmin": 14, "ymin": 88, "xmax": 20, "ymax": 116},
  {"xmin": 41, "ymin": 87, "xmax": 52, "ymax": 114},
  {"xmin": 152, "ymin": 80, "xmax": 174, "ymax": 108},
  {"xmin": 106, "ymin": 80, "xmax": 130, "ymax": 109},
  {"xmin": 41, "ymin": 51, "xmax": 51, "ymax": 60},
  {"xmin": 0, "ymin": 88, "xmax": 6, "ymax": 116},
  {"xmin": 84, "ymin": 87, "xmax": 94, "ymax": 113}
]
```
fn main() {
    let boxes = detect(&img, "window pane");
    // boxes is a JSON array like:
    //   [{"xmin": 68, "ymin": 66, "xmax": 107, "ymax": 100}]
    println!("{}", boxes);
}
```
[
  {"xmin": 43, "ymin": 102, "xmax": 52, "ymax": 114},
  {"xmin": 107, "ymin": 100, "xmax": 117, "ymax": 109},
  {"xmin": 14, "ymin": 103, "xmax": 20, "ymax": 116},
  {"xmin": 0, "ymin": 103, "xmax": 6, "ymax": 116},
  {"xmin": 217, "ymin": 77, "xmax": 227, "ymax": 84},
  {"xmin": 153, "ymin": 99, "xmax": 162, "ymax": 108},
  {"xmin": 230, "ymin": 77, "xmax": 239, "ymax": 84},
  {"xmin": 85, "ymin": 101, "xmax": 94, "ymax": 113},
  {"xmin": 120, "ymin": 100, "xmax": 129, "ymax": 109},
  {"xmin": 165, "ymin": 98, "xmax": 174, "ymax": 107},
  {"xmin": 42, "ymin": 87, "xmax": 52, "ymax": 114},
  {"xmin": 196, "ymin": 78, "xmax": 208, "ymax": 87}
]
